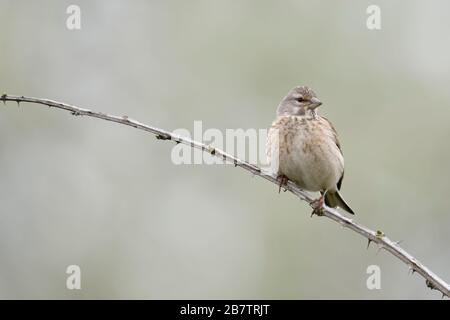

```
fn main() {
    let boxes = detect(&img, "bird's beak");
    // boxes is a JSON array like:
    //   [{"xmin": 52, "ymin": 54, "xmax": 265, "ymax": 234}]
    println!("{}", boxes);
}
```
[{"xmin": 309, "ymin": 97, "xmax": 322, "ymax": 109}]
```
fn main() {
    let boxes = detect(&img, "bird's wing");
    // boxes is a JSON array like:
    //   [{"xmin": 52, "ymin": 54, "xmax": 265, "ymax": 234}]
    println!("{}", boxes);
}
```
[
  {"xmin": 321, "ymin": 116, "xmax": 342, "ymax": 152},
  {"xmin": 321, "ymin": 116, "xmax": 345, "ymax": 190},
  {"xmin": 337, "ymin": 171, "xmax": 344, "ymax": 191}
]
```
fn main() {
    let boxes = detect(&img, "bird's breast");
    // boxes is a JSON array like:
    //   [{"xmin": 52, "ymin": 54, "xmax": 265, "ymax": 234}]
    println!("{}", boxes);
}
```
[{"xmin": 267, "ymin": 116, "xmax": 344, "ymax": 192}]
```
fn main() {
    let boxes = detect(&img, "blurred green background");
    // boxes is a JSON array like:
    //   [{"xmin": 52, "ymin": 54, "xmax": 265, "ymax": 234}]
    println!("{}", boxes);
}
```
[{"xmin": 1, "ymin": 0, "xmax": 450, "ymax": 299}]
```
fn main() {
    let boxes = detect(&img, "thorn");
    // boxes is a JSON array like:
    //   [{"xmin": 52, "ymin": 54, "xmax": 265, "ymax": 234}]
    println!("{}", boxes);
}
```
[
  {"xmin": 71, "ymin": 110, "xmax": 81, "ymax": 116},
  {"xmin": 122, "ymin": 115, "xmax": 129, "ymax": 121},
  {"xmin": 17, "ymin": 101, "xmax": 20, "ymax": 107},
  {"xmin": 408, "ymin": 266, "xmax": 415, "ymax": 275},
  {"xmin": 234, "ymin": 160, "xmax": 238, "ymax": 167},
  {"xmin": 367, "ymin": 239, "xmax": 372, "ymax": 250}
]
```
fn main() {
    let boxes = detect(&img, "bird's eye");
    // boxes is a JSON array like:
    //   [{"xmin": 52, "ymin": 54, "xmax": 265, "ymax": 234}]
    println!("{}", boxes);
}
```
[{"xmin": 296, "ymin": 97, "xmax": 305, "ymax": 102}]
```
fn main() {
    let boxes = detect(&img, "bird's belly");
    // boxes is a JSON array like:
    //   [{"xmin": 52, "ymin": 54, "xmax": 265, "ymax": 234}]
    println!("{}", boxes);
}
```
[{"xmin": 279, "ymin": 134, "xmax": 343, "ymax": 192}]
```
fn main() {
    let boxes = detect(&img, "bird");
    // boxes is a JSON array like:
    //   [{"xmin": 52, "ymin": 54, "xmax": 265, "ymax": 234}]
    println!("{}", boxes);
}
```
[{"xmin": 266, "ymin": 86, "xmax": 354, "ymax": 215}]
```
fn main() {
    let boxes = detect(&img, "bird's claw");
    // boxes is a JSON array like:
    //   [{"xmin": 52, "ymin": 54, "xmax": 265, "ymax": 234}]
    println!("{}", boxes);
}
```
[
  {"xmin": 310, "ymin": 207, "xmax": 325, "ymax": 217},
  {"xmin": 310, "ymin": 195, "xmax": 325, "ymax": 216},
  {"xmin": 276, "ymin": 175, "xmax": 289, "ymax": 193}
]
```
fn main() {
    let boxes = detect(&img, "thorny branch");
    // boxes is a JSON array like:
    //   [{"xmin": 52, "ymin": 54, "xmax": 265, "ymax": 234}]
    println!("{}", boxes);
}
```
[{"xmin": 1, "ymin": 94, "xmax": 449, "ymax": 298}]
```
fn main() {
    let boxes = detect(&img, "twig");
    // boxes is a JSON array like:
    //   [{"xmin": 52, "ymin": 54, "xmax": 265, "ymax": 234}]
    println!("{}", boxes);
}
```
[{"xmin": 1, "ymin": 94, "xmax": 449, "ymax": 298}]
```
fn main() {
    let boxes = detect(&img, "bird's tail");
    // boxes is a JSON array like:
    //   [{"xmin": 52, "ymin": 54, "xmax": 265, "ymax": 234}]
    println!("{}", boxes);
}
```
[{"xmin": 324, "ymin": 190, "xmax": 355, "ymax": 215}]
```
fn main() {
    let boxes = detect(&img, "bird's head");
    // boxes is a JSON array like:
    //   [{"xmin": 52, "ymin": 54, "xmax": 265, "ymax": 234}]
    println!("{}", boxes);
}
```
[{"xmin": 276, "ymin": 86, "xmax": 322, "ymax": 117}]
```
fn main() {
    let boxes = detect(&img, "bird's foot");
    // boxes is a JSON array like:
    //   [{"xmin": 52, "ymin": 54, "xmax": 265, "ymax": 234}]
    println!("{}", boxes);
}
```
[
  {"xmin": 310, "ymin": 194, "xmax": 325, "ymax": 217},
  {"xmin": 276, "ymin": 174, "xmax": 289, "ymax": 193}
]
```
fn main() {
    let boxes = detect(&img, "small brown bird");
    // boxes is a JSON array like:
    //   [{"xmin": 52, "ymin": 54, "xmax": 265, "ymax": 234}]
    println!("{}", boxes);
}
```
[{"xmin": 266, "ymin": 86, "xmax": 354, "ymax": 214}]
